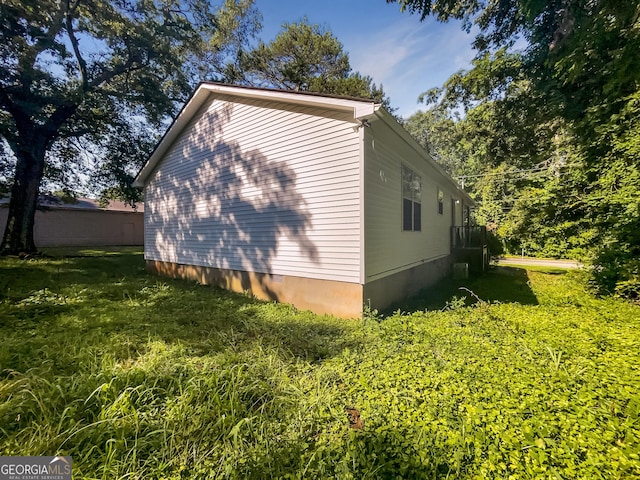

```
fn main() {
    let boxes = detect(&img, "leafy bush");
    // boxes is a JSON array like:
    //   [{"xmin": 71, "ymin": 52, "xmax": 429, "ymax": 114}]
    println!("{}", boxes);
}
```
[
  {"xmin": 485, "ymin": 229, "xmax": 504, "ymax": 256},
  {"xmin": 591, "ymin": 247, "xmax": 640, "ymax": 299},
  {"xmin": 612, "ymin": 258, "xmax": 640, "ymax": 300}
]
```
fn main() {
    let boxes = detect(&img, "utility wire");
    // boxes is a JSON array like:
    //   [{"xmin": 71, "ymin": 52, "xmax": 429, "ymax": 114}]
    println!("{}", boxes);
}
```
[{"xmin": 455, "ymin": 166, "xmax": 550, "ymax": 180}]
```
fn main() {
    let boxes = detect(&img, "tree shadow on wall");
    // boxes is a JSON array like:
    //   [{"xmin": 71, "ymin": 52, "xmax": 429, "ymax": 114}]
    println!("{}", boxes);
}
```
[{"xmin": 145, "ymin": 102, "xmax": 319, "ymax": 300}]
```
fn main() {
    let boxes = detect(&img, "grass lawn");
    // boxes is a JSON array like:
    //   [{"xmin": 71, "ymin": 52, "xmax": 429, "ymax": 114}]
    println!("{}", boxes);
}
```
[{"xmin": 1, "ymin": 249, "xmax": 639, "ymax": 479}]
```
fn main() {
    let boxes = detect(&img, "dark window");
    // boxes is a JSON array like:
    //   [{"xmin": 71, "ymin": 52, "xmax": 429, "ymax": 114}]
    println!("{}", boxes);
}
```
[
  {"xmin": 402, "ymin": 166, "xmax": 421, "ymax": 231},
  {"xmin": 414, "ymin": 202, "xmax": 421, "ymax": 231},
  {"xmin": 437, "ymin": 188, "xmax": 444, "ymax": 215},
  {"xmin": 403, "ymin": 198, "xmax": 413, "ymax": 230}
]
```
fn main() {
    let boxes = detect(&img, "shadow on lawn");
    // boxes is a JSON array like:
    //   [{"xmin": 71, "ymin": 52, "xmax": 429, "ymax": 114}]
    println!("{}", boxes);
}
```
[
  {"xmin": 384, "ymin": 265, "xmax": 541, "ymax": 314},
  {"xmin": 0, "ymin": 252, "xmax": 360, "ymax": 371}
]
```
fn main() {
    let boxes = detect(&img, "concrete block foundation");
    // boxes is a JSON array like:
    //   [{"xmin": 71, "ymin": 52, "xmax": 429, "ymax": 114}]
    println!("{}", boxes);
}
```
[
  {"xmin": 148, "ymin": 255, "xmax": 452, "ymax": 318},
  {"xmin": 147, "ymin": 260, "xmax": 364, "ymax": 318}
]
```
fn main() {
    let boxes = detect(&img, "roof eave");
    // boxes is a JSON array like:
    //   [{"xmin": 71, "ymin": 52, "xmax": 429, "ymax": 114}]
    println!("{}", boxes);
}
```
[
  {"xmin": 373, "ymin": 108, "xmax": 475, "ymax": 206},
  {"xmin": 132, "ymin": 84, "xmax": 210, "ymax": 188}
]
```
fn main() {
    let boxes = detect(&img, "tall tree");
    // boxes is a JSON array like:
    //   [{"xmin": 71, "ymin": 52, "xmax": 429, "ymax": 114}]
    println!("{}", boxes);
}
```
[
  {"xmin": 405, "ymin": 50, "xmax": 555, "ymax": 174},
  {"xmin": 0, "ymin": 0, "xmax": 259, "ymax": 254},
  {"xmin": 393, "ymin": 0, "xmax": 640, "ymax": 295},
  {"xmin": 239, "ymin": 20, "xmax": 394, "ymax": 111}
]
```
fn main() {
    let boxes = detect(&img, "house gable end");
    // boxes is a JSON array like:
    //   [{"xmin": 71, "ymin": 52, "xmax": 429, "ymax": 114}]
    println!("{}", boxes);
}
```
[
  {"xmin": 143, "ymin": 87, "xmax": 363, "ymax": 285},
  {"xmin": 133, "ymin": 83, "xmax": 379, "ymax": 188}
]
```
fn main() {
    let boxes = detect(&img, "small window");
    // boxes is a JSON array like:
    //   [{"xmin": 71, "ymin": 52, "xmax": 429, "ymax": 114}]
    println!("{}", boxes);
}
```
[
  {"xmin": 437, "ymin": 188, "xmax": 444, "ymax": 215},
  {"xmin": 402, "ymin": 166, "xmax": 421, "ymax": 231}
]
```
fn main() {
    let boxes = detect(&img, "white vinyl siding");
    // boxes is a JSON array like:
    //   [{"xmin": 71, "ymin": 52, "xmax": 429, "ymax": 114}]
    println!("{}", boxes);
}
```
[
  {"xmin": 363, "ymin": 117, "xmax": 458, "ymax": 281},
  {"xmin": 144, "ymin": 94, "xmax": 361, "ymax": 283}
]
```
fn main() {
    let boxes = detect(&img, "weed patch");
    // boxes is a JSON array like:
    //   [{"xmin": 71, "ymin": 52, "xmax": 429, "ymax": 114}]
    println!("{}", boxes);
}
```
[{"xmin": 0, "ymin": 250, "xmax": 638, "ymax": 478}]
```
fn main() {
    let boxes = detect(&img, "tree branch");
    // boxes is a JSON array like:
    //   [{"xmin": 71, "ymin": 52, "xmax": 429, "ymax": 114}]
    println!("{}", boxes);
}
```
[
  {"xmin": 65, "ymin": 0, "xmax": 89, "ymax": 90},
  {"xmin": 88, "ymin": 54, "xmax": 143, "ymax": 90},
  {"xmin": 42, "ymin": 102, "xmax": 79, "ymax": 145},
  {"xmin": 0, "ymin": 88, "xmax": 32, "ymax": 137},
  {"xmin": 19, "ymin": 0, "xmax": 69, "ymax": 87}
]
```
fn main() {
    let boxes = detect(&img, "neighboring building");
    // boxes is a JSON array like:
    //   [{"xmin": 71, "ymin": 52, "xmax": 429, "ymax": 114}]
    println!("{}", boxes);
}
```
[
  {"xmin": 133, "ymin": 83, "xmax": 475, "ymax": 317},
  {"xmin": 0, "ymin": 196, "xmax": 143, "ymax": 247}
]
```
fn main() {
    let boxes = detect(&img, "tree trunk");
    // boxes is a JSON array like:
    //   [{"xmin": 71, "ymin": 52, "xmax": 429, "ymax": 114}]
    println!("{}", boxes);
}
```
[{"xmin": 1, "ymin": 144, "xmax": 46, "ymax": 255}]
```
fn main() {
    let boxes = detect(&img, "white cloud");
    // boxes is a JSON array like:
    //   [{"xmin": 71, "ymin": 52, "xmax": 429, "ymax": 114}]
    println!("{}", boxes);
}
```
[
  {"xmin": 344, "ymin": 18, "xmax": 477, "ymax": 118},
  {"xmin": 256, "ymin": 0, "xmax": 479, "ymax": 118}
]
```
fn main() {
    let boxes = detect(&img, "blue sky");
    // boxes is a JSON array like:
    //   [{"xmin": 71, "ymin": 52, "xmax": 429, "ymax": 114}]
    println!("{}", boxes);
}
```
[{"xmin": 254, "ymin": 0, "xmax": 478, "ymax": 118}]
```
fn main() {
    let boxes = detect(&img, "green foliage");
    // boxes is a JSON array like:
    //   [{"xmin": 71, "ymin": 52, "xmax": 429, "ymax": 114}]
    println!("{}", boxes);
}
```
[
  {"xmin": 91, "ymin": 122, "xmax": 159, "ymax": 206},
  {"xmin": 0, "ymin": 0, "xmax": 261, "ymax": 253},
  {"xmin": 397, "ymin": 0, "xmax": 640, "ymax": 297},
  {"xmin": 1, "ymin": 250, "xmax": 639, "ymax": 478},
  {"xmin": 242, "ymin": 19, "xmax": 350, "ymax": 91},
  {"xmin": 50, "ymin": 189, "xmax": 78, "ymax": 204},
  {"xmin": 404, "ymin": 51, "xmax": 562, "ymax": 185},
  {"xmin": 485, "ymin": 230, "xmax": 503, "ymax": 256},
  {"xmin": 239, "ymin": 19, "xmax": 394, "ymax": 111}
]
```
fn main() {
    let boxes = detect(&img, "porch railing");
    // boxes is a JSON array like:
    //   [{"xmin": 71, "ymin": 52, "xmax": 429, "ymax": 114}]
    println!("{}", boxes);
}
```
[
  {"xmin": 451, "ymin": 226, "xmax": 489, "ymax": 272},
  {"xmin": 451, "ymin": 226, "xmax": 487, "ymax": 249}
]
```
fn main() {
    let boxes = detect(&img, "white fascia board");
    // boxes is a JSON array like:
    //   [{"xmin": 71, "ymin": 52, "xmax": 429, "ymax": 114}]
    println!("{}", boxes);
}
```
[
  {"xmin": 354, "ymin": 102, "xmax": 380, "ymax": 119},
  {"xmin": 132, "ymin": 84, "xmax": 211, "ymax": 187},
  {"xmin": 373, "ymin": 108, "xmax": 475, "ymax": 206},
  {"xmin": 133, "ymin": 83, "xmax": 379, "ymax": 187},
  {"xmin": 208, "ymin": 84, "xmax": 379, "ymax": 116}
]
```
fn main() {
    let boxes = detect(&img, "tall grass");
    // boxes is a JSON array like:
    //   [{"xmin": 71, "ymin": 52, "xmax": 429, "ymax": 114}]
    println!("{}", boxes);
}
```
[{"xmin": 0, "ymin": 249, "xmax": 639, "ymax": 478}]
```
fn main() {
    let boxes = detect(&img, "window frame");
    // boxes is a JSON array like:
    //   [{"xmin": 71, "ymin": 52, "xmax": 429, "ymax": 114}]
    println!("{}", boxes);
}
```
[{"xmin": 402, "ymin": 165, "xmax": 422, "ymax": 232}]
